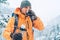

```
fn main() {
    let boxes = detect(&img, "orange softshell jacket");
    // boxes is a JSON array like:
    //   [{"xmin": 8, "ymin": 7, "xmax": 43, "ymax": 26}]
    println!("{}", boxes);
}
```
[{"xmin": 3, "ymin": 8, "xmax": 44, "ymax": 40}]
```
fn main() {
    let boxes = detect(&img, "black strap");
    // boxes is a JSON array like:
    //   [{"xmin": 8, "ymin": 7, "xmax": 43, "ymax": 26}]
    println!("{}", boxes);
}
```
[
  {"xmin": 12, "ymin": 13, "xmax": 18, "ymax": 33},
  {"xmin": 10, "ymin": 13, "xmax": 18, "ymax": 38}
]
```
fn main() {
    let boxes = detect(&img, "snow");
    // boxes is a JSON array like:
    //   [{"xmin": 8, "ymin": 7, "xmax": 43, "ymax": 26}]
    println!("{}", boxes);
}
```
[{"xmin": 0, "ymin": 0, "xmax": 60, "ymax": 40}]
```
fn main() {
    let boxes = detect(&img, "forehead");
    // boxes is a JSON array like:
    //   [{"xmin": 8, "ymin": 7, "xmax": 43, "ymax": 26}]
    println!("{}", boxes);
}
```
[{"xmin": 23, "ymin": 6, "xmax": 31, "ymax": 9}]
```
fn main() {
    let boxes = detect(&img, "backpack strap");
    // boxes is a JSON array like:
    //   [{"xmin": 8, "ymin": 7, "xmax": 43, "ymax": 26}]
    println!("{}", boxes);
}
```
[
  {"xmin": 12, "ymin": 13, "xmax": 18, "ymax": 33},
  {"xmin": 10, "ymin": 13, "xmax": 18, "ymax": 38},
  {"xmin": 12, "ymin": 13, "xmax": 27, "ymax": 33}
]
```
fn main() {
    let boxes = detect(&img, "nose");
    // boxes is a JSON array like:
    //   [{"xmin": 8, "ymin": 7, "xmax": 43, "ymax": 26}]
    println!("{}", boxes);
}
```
[{"xmin": 26, "ymin": 7, "xmax": 30, "ymax": 13}]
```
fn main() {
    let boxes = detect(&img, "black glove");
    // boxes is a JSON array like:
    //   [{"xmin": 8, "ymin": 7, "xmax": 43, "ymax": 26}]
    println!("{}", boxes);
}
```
[
  {"xmin": 10, "ymin": 33, "xmax": 22, "ymax": 40},
  {"xmin": 12, "ymin": 33, "xmax": 22, "ymax": 40},
  {"xmin": 10, "ymin": 33, "xmax": 13, "ymax": 38},
  {"xmin": 26, "ymin": 10, "xmax": 37, "ymax": 21}
]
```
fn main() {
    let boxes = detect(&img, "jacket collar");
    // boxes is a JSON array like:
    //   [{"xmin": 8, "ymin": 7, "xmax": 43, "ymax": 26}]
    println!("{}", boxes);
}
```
[{"xmin": 14, "ymin": 7, "xmax": 26, "ymax": 19}]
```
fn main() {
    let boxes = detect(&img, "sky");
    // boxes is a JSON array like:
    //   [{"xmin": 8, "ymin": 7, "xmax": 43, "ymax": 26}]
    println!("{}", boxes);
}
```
[{"xmin": 7, "ymin": 0, "xmax": 60, "ymax": 26}]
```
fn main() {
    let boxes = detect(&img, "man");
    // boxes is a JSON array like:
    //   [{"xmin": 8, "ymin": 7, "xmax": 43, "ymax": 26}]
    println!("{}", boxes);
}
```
[{"xmin": 3, "ymin": 0, "xmax": 44, "ymax": 40}]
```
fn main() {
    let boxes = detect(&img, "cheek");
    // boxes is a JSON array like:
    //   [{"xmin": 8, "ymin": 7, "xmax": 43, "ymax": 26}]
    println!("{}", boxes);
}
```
[
  {"xmin": 22, "ymin": 8, "xmax": 27, "ymax": 13},
  {"xmin": 22, "ymin": 9, "xmax": 26, "ymax": 13},
  {"xmin": 24, "ymin": 9, "xmax": 27, "ymax": 13}
]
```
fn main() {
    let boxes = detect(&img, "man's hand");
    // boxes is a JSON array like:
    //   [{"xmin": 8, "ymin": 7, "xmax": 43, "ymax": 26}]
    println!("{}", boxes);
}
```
[{"xmin": 26, "ymin": 10, "xmax": 37, "ymax": 21}]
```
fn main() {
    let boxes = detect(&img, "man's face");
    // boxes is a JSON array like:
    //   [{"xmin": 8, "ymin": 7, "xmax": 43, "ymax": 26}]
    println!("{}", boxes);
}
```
[{"xmin": 21, "ymin": 6, "xmax": 31, "ymax": 15}]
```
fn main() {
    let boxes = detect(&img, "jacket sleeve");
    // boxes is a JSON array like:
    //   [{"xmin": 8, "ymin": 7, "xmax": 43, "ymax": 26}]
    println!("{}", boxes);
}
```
[
  {"xmin": 33, "ymin": 17, "xmax": 44, "ymax": 30},
  {"xmin": 3, "ymin": 17, "xmax": 15, "ymax": 40}
]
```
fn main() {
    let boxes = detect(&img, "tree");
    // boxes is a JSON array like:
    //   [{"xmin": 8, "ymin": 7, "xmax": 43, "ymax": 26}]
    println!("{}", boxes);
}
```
[{"xmin": 0, "ymin": 0, "xmax": 7, "ymax": 4}]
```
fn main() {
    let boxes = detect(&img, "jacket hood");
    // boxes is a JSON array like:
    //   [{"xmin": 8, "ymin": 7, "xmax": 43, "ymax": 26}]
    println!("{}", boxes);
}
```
[
  {"xmin": 14, "ymin": 7, "xmax": 21, "ymax": 15},
  {"xmin": 14, "ymin": 7, "xmax": 26, "ymax": 19}
]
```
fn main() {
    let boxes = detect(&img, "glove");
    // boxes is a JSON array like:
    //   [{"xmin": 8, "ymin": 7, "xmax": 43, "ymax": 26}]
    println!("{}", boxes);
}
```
[
  {"xmin": 10, "ymin": 33, "xmax": 13, "ymax": 38},
  {"xmin": 26, "ymin": 10, "xmax": 37, "ymax": 21},
  {"xmin": 10, "ymin": 33, "xmax": 22, "ymax": 40},
  {"xmin": 12, "ymin": 33, "xmax": 22, "ymax": 40}
]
